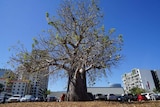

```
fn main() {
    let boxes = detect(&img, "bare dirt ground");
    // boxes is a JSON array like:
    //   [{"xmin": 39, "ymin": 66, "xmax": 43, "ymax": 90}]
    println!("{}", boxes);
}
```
[{"xmin": 0, "ymin": 101, "xmax": 160, "ymax": 107}]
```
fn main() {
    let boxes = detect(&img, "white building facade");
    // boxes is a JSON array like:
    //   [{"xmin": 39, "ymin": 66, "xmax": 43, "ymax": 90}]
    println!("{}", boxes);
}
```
[
  {"xmin": 28, "ymin": 71, "xmax": 49, "ymax": 98},
  {"xmin": 0, "ymin": 66, "xmax": 49, "ymax": 98},
  {"xmin": 16, "ymin": 66, "xmax": 49, "ymax": 98},
  {"xmin": 0, "ymin": 78, "xmax": 30, "ymax": 96},
  {"xmin": 11, "ymin": 80, "xmax": 30, "ymax": 96},
  {"xmin": 122, "ymin": 68, "xmax": 160, "ymax": 93}
]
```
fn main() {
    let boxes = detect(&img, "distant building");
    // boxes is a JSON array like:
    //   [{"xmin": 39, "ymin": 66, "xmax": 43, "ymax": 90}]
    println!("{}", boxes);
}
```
[
  {"xmin": 0, "ymin": 78, "xmax": 6, "ymax": 90},
  {"xmin": 49, "ymin": 91, "xmax": 66, "ymax": 99},
  {"xmin": 87, "ymin": 83, "xmax": 124, "ymax": 95},
  {"xmin": 49, "ymin": 86, "xmax": 124, "ymax": 99},
  {"xmin": 17, "ymin": 65, "xmax": 49, "ymax": 98},
  {"xmin": 0, "ymin": 78, "xmax": 30, "ymax": 96},
  {"xmin": 87, "ymin": 87, "xmax": 124, "ymax": 96},
  {"xmin": 122, "ymin": 68, "xmax": 160, "ymax": 93},
  {"xmin": 0, "ymin": 78, "xmax": 13, "ymax": 93},
  {"xmin": 11, "ymin": 80, "xmax": 30, "ymax": 96},
  {"xmin": 0, "ymin": 69, "xmax": 11, "ymax": 78},
  {"xmin": 150, "ymin": 70, "xmax": 160, "ymax": 91},
  {"xmin": 0, "ymin": 70, "xmax": 17, "ymax": 93},
  {"xmin": 109, "ymin": 83, "xmax": 122, "ymax": 88},
  {"xmin": 0, "ymin": 63, "xmax": 49, "ymax": 98},
  {"xmin": 29, "ymin": 71, "xmax": 49, "ymax": 98},
  {"xmin": 0, "ymin": 69, "xmax": 5, "ymax": 78}
]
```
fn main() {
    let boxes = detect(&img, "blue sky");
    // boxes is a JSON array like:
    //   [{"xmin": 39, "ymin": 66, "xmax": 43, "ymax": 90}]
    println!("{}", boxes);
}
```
[{"xmin": 0, "ymin": 0, "xmax": 160, "ymax": 91}]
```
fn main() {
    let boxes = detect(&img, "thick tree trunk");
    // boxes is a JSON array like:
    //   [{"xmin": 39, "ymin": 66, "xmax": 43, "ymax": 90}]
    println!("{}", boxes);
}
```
[{"xmin": 67, "ymin": 71, "xmax": 89, "ymax": 101}]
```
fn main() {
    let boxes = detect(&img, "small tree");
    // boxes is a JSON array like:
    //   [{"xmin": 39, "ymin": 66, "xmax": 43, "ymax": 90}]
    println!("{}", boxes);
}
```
[
  {"xmin": 9, "ymin": 0, "xmax": 123, "ymax": 101},
  {"xmin": 0, "ymin": 83, "xmax": 4, "ymax": 93},
  {"xmin": 42, "ymin": 88, "xmax": 51, "ymax": 101},
  {"xmin": 153, "ymin": 88, "xmax": 160, "ymax": 94},
  {"xmin": 129, "ymin": 87, "xmax": 146, "ymax": 95}
]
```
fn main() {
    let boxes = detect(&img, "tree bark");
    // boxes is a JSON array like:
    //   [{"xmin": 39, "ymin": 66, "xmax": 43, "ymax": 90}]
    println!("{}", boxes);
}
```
[{"xmin": 67, "ymin": 71, "xmax": 89, "ymax": 101}]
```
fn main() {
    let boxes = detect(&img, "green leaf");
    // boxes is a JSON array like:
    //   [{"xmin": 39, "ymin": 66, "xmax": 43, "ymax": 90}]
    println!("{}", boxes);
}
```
[
  {"xmin": 101, "ymin": 25, "xmax": 105, "ymax": 32},
  {"xmin": 46, "ymin": 12, "xmax": 49, "ymax": 18},
  {"xmin": 48, "ymin": 21, "xmax": 54, "ymax": 25},
  {"xmin": 32, "ymin": 44, "xmax": 35, "ymax": 48},
  {"xmin": 23, "ymin": 53, "xmax": 29, "ymax": 61},
  {"xmin": 109, "ymin": 28, "xmax": 116, "ymax": 34},
  {"xmin": 118, "ymin": 34, "xmax": 123, "ymax": 42},
  {"xmin": 33, "ymin": 38, "xmax": 38, "ymax": 45}
]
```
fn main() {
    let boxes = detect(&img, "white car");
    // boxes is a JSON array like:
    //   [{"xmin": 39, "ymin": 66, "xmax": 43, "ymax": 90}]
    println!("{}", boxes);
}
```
[
  {"xmin": 0, "ymin": 92, "xmax": 12, "ymax": 103},
  {"xmin": 107, "ymin": 94, "xmax": 118, "ymax": 101},
  {"xmin": 7, "ymin": 94, "xmax": 22, "ymax": 103},
  {"xmin": 20, "ymin": 95, "xmax": 35, "ymax": 102},
  {"xmin": 94, "ymin": 94, "xmax": 106, "ymax": 100}
]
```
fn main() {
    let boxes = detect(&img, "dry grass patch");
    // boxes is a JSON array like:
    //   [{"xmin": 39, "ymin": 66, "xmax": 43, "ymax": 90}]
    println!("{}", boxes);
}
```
[{"xmin": 0, "ymin": 101, "xmax": 160, "ymax": 107}]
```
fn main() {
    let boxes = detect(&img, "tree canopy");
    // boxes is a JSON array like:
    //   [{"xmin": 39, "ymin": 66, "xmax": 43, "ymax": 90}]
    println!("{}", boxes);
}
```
[{"xmin": 9, "ymin": 0, "xmax": 123, "ymax": 101}]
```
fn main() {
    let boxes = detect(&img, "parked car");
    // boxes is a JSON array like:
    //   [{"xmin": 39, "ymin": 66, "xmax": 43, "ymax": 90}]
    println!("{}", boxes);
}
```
[
  {"xmin": 87, "ymin": 92, "xmax": 94, "ymax": 101},
  {"xmin": 137, "ymin": 94, "xmax": 147, "ymax": 101},
  {"xmin": 118, "ymin": 94, "xmax": 137, "ymax": 102},
  {"xmin": 35, "ymin": 97, "xmax": 44, "ymax": 102},
  {"xmin": 107, "ymin": 94, "xmax": 118, "ymax": 101},
  {"xmin": 7, "ymin": 94, "xmax": 22, "ymax": 103},
  {"xmin": 20, "ymin": 95, "xmax": 35, "ymax": 102},
  {"xmin": 0, "ymin": 92, "xmax": 12, "ymax": 103},
  {"xmin": 47, "ymin": 95, "xmax": 57, "ymax": 102},
  {"xmin": 141, "ymin": 93, "xmax": 151, "ymax": 100},
  {"xmin": 155, "ymin": 94, "xmax": 160, "ymax": 100},
  {"xmin": 35, "ymin": 97, "xmax": 40, "ymax": 102},
  {"xmin": 141, "ymin": 92, "xmax": 158, "ymax": 100},
  {"xmin": 94, "ymin": 94, "xmax": 106, "ymax": 100}
]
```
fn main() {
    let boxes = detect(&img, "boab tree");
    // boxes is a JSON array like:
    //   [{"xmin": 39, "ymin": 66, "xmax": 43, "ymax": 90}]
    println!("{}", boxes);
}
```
[{"xmin": 9, "ymin": 0, "xmax": 123, "ymax": 101}]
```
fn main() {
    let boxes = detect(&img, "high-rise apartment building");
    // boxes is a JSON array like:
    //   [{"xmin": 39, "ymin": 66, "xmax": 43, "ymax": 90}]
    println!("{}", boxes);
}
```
[
  {"xmin": 0, "ymin": 66, "xmax": 49, "ymax": 98},
  {"xmin": 17, "ymin": 65, "xmax": 49, "ymax": 98},
  {"xmin": 29, "ymin": 71, "xmax": 49, "ymax": 98},
  {"xmin": 122, "ymin": 68, "xmax": 160, "ymax": 93},
  {"xmin": 0, "ymin": 70, "xmax": 17, "ymax": 93},
  {"xmin": 15, "ymin": 50, "xmax": 49, "ymax": 98},
  {"xmin": 11, "ymin": 80, "xmax": 30, "ymax": 96},
  {"xmin": 0, "ymin": 77, "xmax": 30, "ymax": 96}
]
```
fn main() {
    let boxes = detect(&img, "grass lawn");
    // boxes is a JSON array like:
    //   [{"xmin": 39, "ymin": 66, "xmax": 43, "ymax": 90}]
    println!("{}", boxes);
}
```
[{"xmin": 0, "ymin": 101, "xmax": 160, "ymax": 107}]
